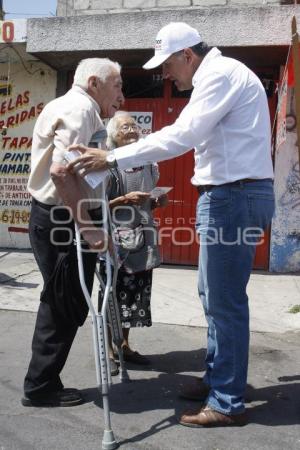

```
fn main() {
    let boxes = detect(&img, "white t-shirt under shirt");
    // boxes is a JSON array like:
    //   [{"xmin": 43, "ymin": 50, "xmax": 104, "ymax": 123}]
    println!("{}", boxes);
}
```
[{"xmin": 114, "ymin": 48, "xmax": 274, "ymax": 185}]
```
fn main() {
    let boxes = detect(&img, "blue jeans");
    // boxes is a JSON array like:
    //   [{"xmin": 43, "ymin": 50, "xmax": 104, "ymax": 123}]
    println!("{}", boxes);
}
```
[{"xmin": 196, "ymin": 179, "xmax": 275, "ymax": 415}]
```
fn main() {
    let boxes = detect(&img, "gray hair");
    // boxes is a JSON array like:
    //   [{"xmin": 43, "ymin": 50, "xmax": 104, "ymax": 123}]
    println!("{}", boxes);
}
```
[
  {"xmin": 73, "ymin": 58, "xmax": 121, "ymax": 90},
  {"xmin": 106, "ymin": 111, "xmax": 138, "ymax": 150}
]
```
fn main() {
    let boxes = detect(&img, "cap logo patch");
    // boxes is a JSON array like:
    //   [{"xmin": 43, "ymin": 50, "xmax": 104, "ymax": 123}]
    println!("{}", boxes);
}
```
[{"xmin": 155, "ymin": 39, "xmax": 162, "ymax": 51}]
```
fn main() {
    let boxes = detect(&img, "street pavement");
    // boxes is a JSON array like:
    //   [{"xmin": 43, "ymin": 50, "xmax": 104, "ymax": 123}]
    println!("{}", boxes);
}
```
[{"xmin": 0, "ymin": 250, "xmax": 300, "ymax": 450}]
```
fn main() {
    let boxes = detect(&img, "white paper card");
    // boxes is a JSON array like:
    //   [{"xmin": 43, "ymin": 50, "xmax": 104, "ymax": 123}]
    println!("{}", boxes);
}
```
[
  {"xmin": 64, "ymin": 150, "xmax": 108, "ymax": 189},
  {"xmin": 150, "ymin": 187, "xmax": 173, "ymax": 198}
]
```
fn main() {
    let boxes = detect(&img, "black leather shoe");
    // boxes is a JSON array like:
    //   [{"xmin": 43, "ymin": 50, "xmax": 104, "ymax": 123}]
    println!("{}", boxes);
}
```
[
  {"xmin": 21, "ymin": 388, "xmax": 83, "ymax": 407},
  {"xmin": 122, "ymin": 345, "xmax": 150, "ymax": 365}
]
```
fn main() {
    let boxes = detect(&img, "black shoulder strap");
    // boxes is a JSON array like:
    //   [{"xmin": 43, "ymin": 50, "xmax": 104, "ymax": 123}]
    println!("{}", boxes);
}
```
[{"xmin": 109, "ymin": 168, "xmax": 125, "ymax": 196}]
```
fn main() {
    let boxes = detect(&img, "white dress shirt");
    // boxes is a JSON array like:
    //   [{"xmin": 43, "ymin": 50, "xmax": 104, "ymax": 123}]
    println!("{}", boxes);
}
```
[{"xmin": 115, "ymin": 48, "xmax": 274, "ymax": 185}]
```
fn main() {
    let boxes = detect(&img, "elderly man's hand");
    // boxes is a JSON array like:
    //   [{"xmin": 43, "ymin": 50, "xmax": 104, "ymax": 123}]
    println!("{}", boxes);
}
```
[{"xmin": 66, "ymin": 144, "xmax": 108, "ymax": 176}]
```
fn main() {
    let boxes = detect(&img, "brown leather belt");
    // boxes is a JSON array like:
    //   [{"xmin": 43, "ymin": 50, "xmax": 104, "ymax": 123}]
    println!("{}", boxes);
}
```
[{"xmin": 196, "ymin": 178, "xmax": 272, "ymax": 195}]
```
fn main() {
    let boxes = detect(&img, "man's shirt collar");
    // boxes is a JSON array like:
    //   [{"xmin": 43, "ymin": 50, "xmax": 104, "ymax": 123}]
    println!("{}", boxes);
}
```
[{"xmin": 192, "ymin": 47, "xmax": 222, "ymax": 87}]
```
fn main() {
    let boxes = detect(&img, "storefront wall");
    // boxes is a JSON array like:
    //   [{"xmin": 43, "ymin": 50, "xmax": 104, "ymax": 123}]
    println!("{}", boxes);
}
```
[
  {"xmin": 23, "ymin": 3, "xmax": 300, "ymax": 270},
  {"xmin": 0, "ymin": 57, "xmax": 56, "ymax": 248}
]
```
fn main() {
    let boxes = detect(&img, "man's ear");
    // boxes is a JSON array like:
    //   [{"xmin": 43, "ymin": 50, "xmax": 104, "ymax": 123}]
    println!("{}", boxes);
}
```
[
  {"xmin": 183, "ymin": 48, "xmax": 194, "ymax": 64},
  {"xmin": 88, "ymin": 76, "xmax": 97, "ymax": 90}
]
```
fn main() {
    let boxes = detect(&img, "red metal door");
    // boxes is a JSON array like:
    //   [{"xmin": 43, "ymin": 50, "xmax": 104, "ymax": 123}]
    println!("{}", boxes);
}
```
[{"xmin": 124, "ymin": 77, "xmax": 199, "ymax": 265}]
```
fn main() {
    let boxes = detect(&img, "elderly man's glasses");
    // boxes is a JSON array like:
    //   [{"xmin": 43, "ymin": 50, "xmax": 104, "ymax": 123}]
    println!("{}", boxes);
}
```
[{"xmin": 119, "ymin": 123, "xmax": 139, "ymax": 132}]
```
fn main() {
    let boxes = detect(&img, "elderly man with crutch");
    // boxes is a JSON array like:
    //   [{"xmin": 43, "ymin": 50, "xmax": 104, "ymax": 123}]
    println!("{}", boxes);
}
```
[{"xmin": 23, "ymin": 58, "xmax": 126, "ymax": 448}]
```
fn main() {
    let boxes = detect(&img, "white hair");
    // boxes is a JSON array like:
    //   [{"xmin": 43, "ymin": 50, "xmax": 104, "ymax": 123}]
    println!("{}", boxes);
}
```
[
  {"xmin": 106, "ymin": 111, "xmax": 138, "ymax": 150},
  {"xmin": 73, "ymin": 58, "xmax": 121, "ymax": 90}
]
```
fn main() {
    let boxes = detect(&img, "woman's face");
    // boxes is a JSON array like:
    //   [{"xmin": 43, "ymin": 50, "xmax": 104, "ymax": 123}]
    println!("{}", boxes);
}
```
[{"xmin": 114, "ymin": 116, "xmax": 140, "ymax": 148}]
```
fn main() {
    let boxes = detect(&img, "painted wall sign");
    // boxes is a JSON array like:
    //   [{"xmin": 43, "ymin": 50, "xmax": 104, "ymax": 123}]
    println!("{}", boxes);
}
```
[
  {"xmin": 270, "ymin": 83, "xmax": 300, "ymax": 272},
  {"xmin": 103, "ymin": 112, "xmax": 152, "ymax": 137},
  {"xmin": 0, "ymin": 19, "xmax": 27, "ymax": 43},
  {"xmin": 276, "ymin": 70, "xmax": 288, "ymax": 150},
  {"xmin": 129, "ymin": 111, "xmax": 153, "ymax": 135},
  {"xmin": 0, "ymin": 58, "xmax": 56, "ymax": 248}
]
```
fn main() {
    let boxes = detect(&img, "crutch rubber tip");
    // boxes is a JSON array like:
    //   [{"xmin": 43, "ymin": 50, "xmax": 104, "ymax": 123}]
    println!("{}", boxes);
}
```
[{"xmin": 102, "ymin": 429, "xmax": 119, "ymax": 450}]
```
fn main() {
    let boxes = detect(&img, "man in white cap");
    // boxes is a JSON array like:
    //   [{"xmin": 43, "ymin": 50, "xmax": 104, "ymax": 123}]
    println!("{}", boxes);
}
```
[{"xmin": 67, "ymin": 22, "xmax": 275, "ymax": 427}]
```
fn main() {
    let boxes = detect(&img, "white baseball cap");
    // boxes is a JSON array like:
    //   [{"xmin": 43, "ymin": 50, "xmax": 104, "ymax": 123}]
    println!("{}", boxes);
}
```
[{"xmin": 143, "ymin": 22, "xmax": 202, "ymax": 70}]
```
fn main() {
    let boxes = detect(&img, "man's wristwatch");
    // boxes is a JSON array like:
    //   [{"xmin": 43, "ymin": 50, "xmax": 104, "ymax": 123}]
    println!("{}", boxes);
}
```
[{"xmin": 106, "ymin": 151, "xmax": 118, "ymax": 169}]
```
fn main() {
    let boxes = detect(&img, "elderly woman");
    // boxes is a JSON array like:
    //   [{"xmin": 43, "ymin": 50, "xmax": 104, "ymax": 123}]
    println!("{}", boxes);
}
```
[{"xmin": 98, "ymin": 111, "xmax": 167, "ymax": 375}]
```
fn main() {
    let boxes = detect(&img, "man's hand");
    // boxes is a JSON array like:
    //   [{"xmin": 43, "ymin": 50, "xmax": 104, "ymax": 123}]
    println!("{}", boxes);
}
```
[{"xmin": 67, "ymin": 144, "xmax": 108, "ymax": 176}]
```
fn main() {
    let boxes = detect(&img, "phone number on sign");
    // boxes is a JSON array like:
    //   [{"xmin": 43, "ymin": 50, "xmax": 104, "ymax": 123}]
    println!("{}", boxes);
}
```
[{"xmin": 0, "ymin": 209, "xmax": 30, "ymax": 224}]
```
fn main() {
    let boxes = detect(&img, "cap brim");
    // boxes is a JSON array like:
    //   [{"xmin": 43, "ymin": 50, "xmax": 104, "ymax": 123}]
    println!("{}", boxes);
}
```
[{"xmin": 143, "ymin": 52, "xmax": 172, "ymax": 70}]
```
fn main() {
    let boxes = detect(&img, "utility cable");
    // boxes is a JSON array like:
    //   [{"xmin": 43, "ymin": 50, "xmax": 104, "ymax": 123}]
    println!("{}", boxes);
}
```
[{"xmin": 0, "ymin": 44, "xmax": 46, "ymax": 76}]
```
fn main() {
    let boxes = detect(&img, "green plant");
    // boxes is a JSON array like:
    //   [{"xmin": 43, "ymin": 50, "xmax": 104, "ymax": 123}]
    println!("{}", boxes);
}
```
[{"xmin": 288, "ymin": 305, "xmax": 300, "ymax": 314}]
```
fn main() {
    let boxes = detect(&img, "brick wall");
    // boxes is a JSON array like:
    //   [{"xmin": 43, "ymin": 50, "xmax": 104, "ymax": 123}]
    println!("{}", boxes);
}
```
[{"xmin": 57, "ymin": 0, "xmax": 283, "ymax": 16}]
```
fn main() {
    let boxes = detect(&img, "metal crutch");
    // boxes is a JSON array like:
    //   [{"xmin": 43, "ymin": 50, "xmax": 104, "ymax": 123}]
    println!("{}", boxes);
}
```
[
  {"xmin": 75, "ymin": 181, "xmax": 129, "ymax": 450},
  {"xmin": 95, "ymin": 185, "xmax": 130, "ymax": 383}
]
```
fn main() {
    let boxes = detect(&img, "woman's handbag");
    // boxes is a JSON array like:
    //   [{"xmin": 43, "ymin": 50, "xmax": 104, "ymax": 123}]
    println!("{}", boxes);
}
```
[
  {"xmin": 110, "ymin": 169, "xmax": 145, "ymax": 252},
  {"xmin": 113, "ymin": 222, "xmax": 145, "ymax": 251}
]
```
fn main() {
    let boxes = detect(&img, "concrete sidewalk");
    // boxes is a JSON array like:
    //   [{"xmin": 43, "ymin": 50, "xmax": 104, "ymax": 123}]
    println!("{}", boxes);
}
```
[
  {"xmin": 0, "ymin": 250, "xmax": 300, "ymax": 333},
  {"xmin": 0, "ymin": 250, "xmax": 300, "ymax": 450},
  {"xmin": 0, "ymin": 310, "xmax": 299, "ymax": 450}
]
